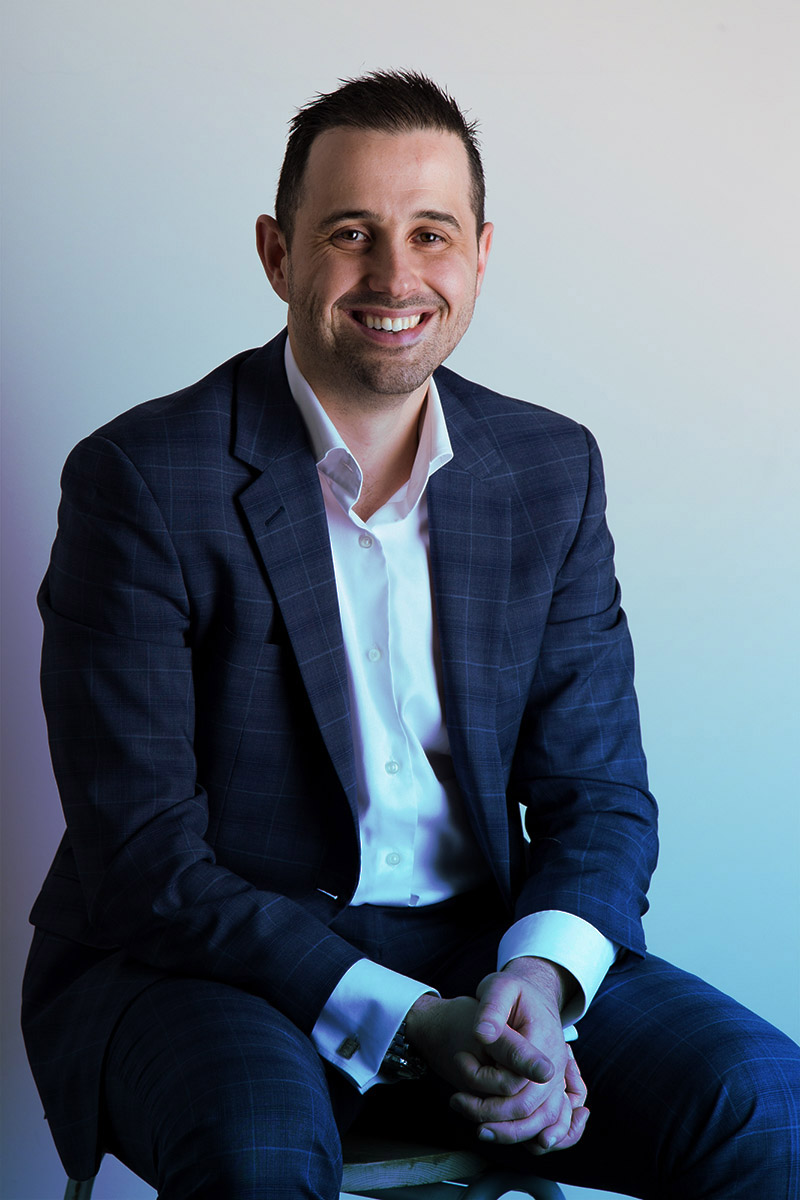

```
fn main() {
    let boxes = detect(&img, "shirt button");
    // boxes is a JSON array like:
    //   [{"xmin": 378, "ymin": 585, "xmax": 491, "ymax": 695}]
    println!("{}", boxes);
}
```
[
  {"xmin": 358, "ymin": 533, "xmax": 373, "ymax": 549},
  {"xmin": 384, "ymin": 759, "xmax": 400, "ymax": 775},
  {"xmin": 385, "ymin": 852, "xmax": 401, "ymax": 867},
  {"xmin": 367, "ymin": 646, "xmax": 382, "ymax": 663}
]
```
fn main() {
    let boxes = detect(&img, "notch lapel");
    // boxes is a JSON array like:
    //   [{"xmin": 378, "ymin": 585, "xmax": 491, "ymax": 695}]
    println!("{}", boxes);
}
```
[{"xmin": 232, "ymin": 337, "xmax": 357, "ymax": 812}]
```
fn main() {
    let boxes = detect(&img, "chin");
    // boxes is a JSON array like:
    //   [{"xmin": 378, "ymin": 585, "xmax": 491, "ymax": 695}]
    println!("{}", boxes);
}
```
[{"xmin": 349, "ymin": 362, "xmax": 435, "ymax": 401}]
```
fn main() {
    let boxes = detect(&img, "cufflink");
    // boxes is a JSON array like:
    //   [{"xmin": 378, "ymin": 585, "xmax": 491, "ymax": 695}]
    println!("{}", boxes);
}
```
[{"xmin": 337, "ymin": 1035, "xmax": 360, "ymax": 1060}]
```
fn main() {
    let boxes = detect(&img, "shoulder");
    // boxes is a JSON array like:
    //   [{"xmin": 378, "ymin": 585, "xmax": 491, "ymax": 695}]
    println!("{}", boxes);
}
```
[
  {"xmin": 434, "ymin": 364, "xmax": 598, "ymax": 469},
  {"xmin": 61, "ymin": 335, "xmax": 290, "ymax": 490},
  {"xmin": 55, "ymin": 346, "xmax": 271, "ymax": 522},
  {"xmin": 89, "ymin": 347, "xmax": 258, "ymax": 452}
]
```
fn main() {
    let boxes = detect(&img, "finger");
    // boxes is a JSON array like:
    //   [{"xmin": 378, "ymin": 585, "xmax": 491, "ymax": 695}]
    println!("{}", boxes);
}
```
[
  {"xmin": 451, "ymin": 1078, "xmax": 558, "ymax": 1128},
  {"xmin": 532, "ymin": 1092, "xmax": 573, "ymax": 1152},
  {"xmin": 564, "ymin": 1045, "xmax": 587, "ymax": 1107},
  {"xmin": 470, "ymin": 1090, "xmax": 572, "ymax": 1145},
  {"xmin": 450, "ymin": 1085, "xmax": 541, "ymax": 1126},
  {"xmin": 480, "ymin": 1025, "xmax": 554, "ymax": 1084},
  {"xmin": 527, "ymin": 1105, "xmax": 590, "ymax": 1156},
  {"xmin": 450, "ymin": 1088, "xmax": 531, "ymax": 1125},
  {"xmin": 473, "ymin": 973, "xmax": 519, "ymax": 1043},
  {"xmin": 453, "ymin": 1051, "xmax": 528, "ymax": 1097}
]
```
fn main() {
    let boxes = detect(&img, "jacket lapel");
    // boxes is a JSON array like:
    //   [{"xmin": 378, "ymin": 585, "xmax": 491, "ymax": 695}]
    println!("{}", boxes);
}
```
[
  {"xmin": 231, "ymin": 335, "xmax": 357, "ymax": 811},
  {"xmin": 429, "ymin": 378, "xmax": 514, "ymax": 901}
]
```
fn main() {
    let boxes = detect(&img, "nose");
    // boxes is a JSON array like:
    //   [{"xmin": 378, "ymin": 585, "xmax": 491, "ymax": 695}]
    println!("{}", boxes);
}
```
[{"xmin": 364, "ymin": 235, "xmax": 418, "ymax": 298}]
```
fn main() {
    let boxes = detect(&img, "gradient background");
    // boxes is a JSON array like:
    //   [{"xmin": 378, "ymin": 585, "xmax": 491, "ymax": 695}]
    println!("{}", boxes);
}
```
[{"xmin": 2, "ymin": 3, "xmax": 798, "ymax": 1197}]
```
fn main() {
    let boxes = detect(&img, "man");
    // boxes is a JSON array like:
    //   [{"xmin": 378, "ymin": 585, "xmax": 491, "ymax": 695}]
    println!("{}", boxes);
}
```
[{"xmin": 23, "ymin": 71, "xmax": 798, "ymax": 1199}]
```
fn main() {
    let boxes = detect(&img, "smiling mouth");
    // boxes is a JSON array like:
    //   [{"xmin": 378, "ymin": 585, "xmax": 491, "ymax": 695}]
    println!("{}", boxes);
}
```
[{"xmin": 352, "ymin": 311, "xmax": 426, "ymax": 333}]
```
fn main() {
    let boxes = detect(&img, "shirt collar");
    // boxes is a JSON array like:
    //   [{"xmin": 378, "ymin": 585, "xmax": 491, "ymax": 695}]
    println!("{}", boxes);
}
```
[{"xmin": 284, "ymin": 337, "xmax": 453, "ymax": 519}]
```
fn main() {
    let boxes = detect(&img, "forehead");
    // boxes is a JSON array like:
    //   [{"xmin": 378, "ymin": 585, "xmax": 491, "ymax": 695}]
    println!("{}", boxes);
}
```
[{"xmin": 298, "ymin": 127, "xmax": 474, "ymax": 223}]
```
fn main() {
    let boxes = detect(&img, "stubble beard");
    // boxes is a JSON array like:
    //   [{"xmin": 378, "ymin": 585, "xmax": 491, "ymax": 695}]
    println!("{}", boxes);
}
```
[{"xmin": 287, "ymin": 284, "xmax": 477, "ymax": 413}]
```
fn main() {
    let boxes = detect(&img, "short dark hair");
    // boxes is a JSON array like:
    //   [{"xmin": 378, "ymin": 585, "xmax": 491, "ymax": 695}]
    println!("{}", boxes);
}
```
[{"xmin": 275, "ymin": 70, "xmax": 485, "ymax": 242}]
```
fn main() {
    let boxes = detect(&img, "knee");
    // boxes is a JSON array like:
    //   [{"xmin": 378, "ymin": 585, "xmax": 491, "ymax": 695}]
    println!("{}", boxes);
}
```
[
  {"xmin": 160, "ymin": 1068, "xmax": 343, "ymax": 1199},
  {"xmin": 707, "ymin": 1018, "xmax": 799, "ymax": 1129},
  {"xmin": 106, "ymin": 979, "xmax": 345, "ymax": 1199},
  {"xmin": 682, "ymin": 1017, "xmax": 800, "ymax": 1194}
]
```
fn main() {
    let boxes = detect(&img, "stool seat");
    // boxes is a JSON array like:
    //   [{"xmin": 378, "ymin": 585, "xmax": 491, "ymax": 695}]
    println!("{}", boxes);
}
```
[
  {"xmin": 65, "ymin": 1136, "xmax": 567, "ymax": 1199},
  {"xmin": 342, "ymin": 1134, "xmax": 565, "ymax": 1198},
  {"xmin": 342, "ymin": 1135, "xmax": 488, "ymax": 1189}
]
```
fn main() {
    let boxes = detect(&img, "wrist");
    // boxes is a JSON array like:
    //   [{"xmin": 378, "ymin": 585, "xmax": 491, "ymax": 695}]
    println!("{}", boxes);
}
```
[
  {"xmin": 385, "ymin": 994, "xmax": 440, "ymax": 1080},
  {"xmin": 405, "ymin": 992, "xmax": 440, "ymax": 1051},
  {"xmin": 502, "ymin": 956, "xmax": 576, "ymax": 1015}
]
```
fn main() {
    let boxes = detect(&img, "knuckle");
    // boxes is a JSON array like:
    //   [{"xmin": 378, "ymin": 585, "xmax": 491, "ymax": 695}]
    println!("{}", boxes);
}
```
[
  {"xmin": 542, "ymin": 1096, "xmax": 567, "ymax": 1125},
  {"xmin": 552, "ymin": 1113, "xmax": 572, "ymax": 1139},
  {"xmin": 513, "ymin": 1091, "xmax": 540, "ymax": 1120},
  {"xmin": 493, "ymin": 1120, "xmax": 530, "ymax": 1146},
  {"xmin": 489, "ymin": 1093, "xmax": 531, "ymax": 1122},
  {"xmin": 510, "ymin": 1047, "xmax": 538, "ymax": 1077},
  {"xmin": 491, "ymin": 1073, "xmax": 516, "ymax": 1096}
]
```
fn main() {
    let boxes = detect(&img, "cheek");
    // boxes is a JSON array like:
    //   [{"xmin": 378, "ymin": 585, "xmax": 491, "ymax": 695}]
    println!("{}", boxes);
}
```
[
  {"xmin": 305, "ymin": 263, "xmax": 357, "ymax": 311},
  {"xmin": 433, "ymin": 262, "xmax": 479, "ymax": 310}
]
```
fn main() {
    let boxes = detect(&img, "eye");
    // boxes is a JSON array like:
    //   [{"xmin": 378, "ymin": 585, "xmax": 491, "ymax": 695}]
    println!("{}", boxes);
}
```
[
  {"xmin": 333, "ymin": 228, "xmax": 369, "ymax": 245},
  {"xmin": 416, "ymin": 230, "xmax": 446, "ymax": 246}
]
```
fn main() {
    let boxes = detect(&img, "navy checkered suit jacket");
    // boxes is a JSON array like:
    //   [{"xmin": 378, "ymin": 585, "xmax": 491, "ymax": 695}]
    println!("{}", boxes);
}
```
[{"xmin": 23, "ymin": 331, "xmax": 657, "ymax": 1178}]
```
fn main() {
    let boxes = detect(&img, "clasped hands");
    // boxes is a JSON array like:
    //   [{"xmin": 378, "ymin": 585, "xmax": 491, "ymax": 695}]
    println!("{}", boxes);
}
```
[{"xmin": 405, "ymin": 958, "xmax": 589, "ymax": 1155}]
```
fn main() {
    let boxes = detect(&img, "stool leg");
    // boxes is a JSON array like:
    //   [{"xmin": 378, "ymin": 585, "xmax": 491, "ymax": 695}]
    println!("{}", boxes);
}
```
[
  {"xmin": 462, "ymin": 1171, "xmax": 566, "ymax": 1199},
  {"xmin": 64, "ymin": 1178, "xmax": 96, "ymax": 1200}
]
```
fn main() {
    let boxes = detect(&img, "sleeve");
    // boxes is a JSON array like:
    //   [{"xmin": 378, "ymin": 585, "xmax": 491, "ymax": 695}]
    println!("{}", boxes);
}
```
[
  {"xmin": 497, "ymin": 910, "xmax": 618, "ymax": 1030},
  {"xmin": 509, "ymin": 428, "xmax": 659, "ymax": 956},
  {"xmin": 38, "ymin": 433, "xmax": 364, "ymax": 1035},
  {"xmin": 311, "ymin": 960, "xmax": 437, "ymax": 1090}
]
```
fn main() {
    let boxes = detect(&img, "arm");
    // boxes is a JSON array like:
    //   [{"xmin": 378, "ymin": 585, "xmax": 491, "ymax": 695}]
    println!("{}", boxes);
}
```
[
  {"xmin": 509, "ymin": 428, "xmax": 658, "ymax": 954},
  {"xmin": 451, "ymin": 430, "xmax": 656, "ymax": 1150},
  {"xmin": 38, "ymin": 433, "xmax": 363, "ymax": 1032}
]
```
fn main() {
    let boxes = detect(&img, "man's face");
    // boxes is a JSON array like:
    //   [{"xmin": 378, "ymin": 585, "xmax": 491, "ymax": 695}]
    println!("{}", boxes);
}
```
[{"xmin": 258, "ymin": 127, "xmax": 492, "ymax": 411}]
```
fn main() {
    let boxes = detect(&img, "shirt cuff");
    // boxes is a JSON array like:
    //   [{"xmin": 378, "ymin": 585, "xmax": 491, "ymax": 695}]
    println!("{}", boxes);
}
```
[
  {"xmin": 311, "ymin": 958, "xmax": 438, "ymax": 1092},
  {"xmin": 497, "ymin": 910, "xmax": 618, "ymax": 1038}
]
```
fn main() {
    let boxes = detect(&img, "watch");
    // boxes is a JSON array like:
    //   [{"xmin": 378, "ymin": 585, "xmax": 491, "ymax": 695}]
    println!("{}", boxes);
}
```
[{"xmin": 381, "ymin": 1018, "xmax": 428, "ymax": 1081}]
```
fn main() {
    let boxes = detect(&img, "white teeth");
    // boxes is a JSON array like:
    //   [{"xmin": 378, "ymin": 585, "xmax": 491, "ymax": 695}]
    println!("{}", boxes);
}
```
[{"xmin": 362, "ymin": 313, "xmax": 422, "ymax": 331}]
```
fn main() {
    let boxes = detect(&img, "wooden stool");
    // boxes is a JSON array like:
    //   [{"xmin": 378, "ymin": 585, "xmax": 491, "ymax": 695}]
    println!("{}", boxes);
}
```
[
  {"xmin": 65, "ymin": 1138, "xmax": 566, "ymax": 1198},
  {"xmin": 341, "ymin": 1136, "xmax": 566, "ymax": 1198}
]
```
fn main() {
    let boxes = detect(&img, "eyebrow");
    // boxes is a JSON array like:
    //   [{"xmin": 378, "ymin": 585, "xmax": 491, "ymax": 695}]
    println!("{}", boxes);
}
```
[
  {"xmin": 318, "ymin": 209, "xmax": 463, "ymax": 233},
  {"xmin": 416, "ymin": 209, "xmax": 463, "ymax": 232}
]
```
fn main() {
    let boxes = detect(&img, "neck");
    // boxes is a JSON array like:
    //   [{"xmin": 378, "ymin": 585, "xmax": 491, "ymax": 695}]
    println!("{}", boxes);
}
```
[{"xmin": 322, "ymin": 391, "xmax": 428, "ymax": 522}]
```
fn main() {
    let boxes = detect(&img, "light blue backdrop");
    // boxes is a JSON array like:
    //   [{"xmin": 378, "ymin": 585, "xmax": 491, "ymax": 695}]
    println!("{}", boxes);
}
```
[{"xmin": 2, "ymin": 3, "xmax": 798, "ymax": 1197}]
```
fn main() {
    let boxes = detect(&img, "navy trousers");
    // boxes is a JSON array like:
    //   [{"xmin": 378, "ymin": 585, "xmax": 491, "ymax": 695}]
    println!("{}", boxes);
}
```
[{"xmin": 101, "ymin": 893, "xmax": 800, "ymax": 1199}]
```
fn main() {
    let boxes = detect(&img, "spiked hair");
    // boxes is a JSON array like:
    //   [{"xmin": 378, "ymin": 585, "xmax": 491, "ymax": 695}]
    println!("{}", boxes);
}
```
[{"xmin": 274, "ymin": 70, "xmax": 485, "ymax": 242}]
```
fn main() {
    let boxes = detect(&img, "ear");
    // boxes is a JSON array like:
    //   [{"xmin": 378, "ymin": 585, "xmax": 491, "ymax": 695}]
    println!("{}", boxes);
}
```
[
  {"xmin": 475, "ymin": 221, "xmax": 493, "ymax": 298},
  {"xmin": 255, "ymin": 214, "xmax": 289, "ymax": 302}
]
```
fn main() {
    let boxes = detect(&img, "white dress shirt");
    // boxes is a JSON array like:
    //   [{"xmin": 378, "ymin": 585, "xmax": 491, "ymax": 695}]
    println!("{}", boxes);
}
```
[{"xmin": 284, "ymin": 341, "xmax": 616, "ymax": 1091}]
